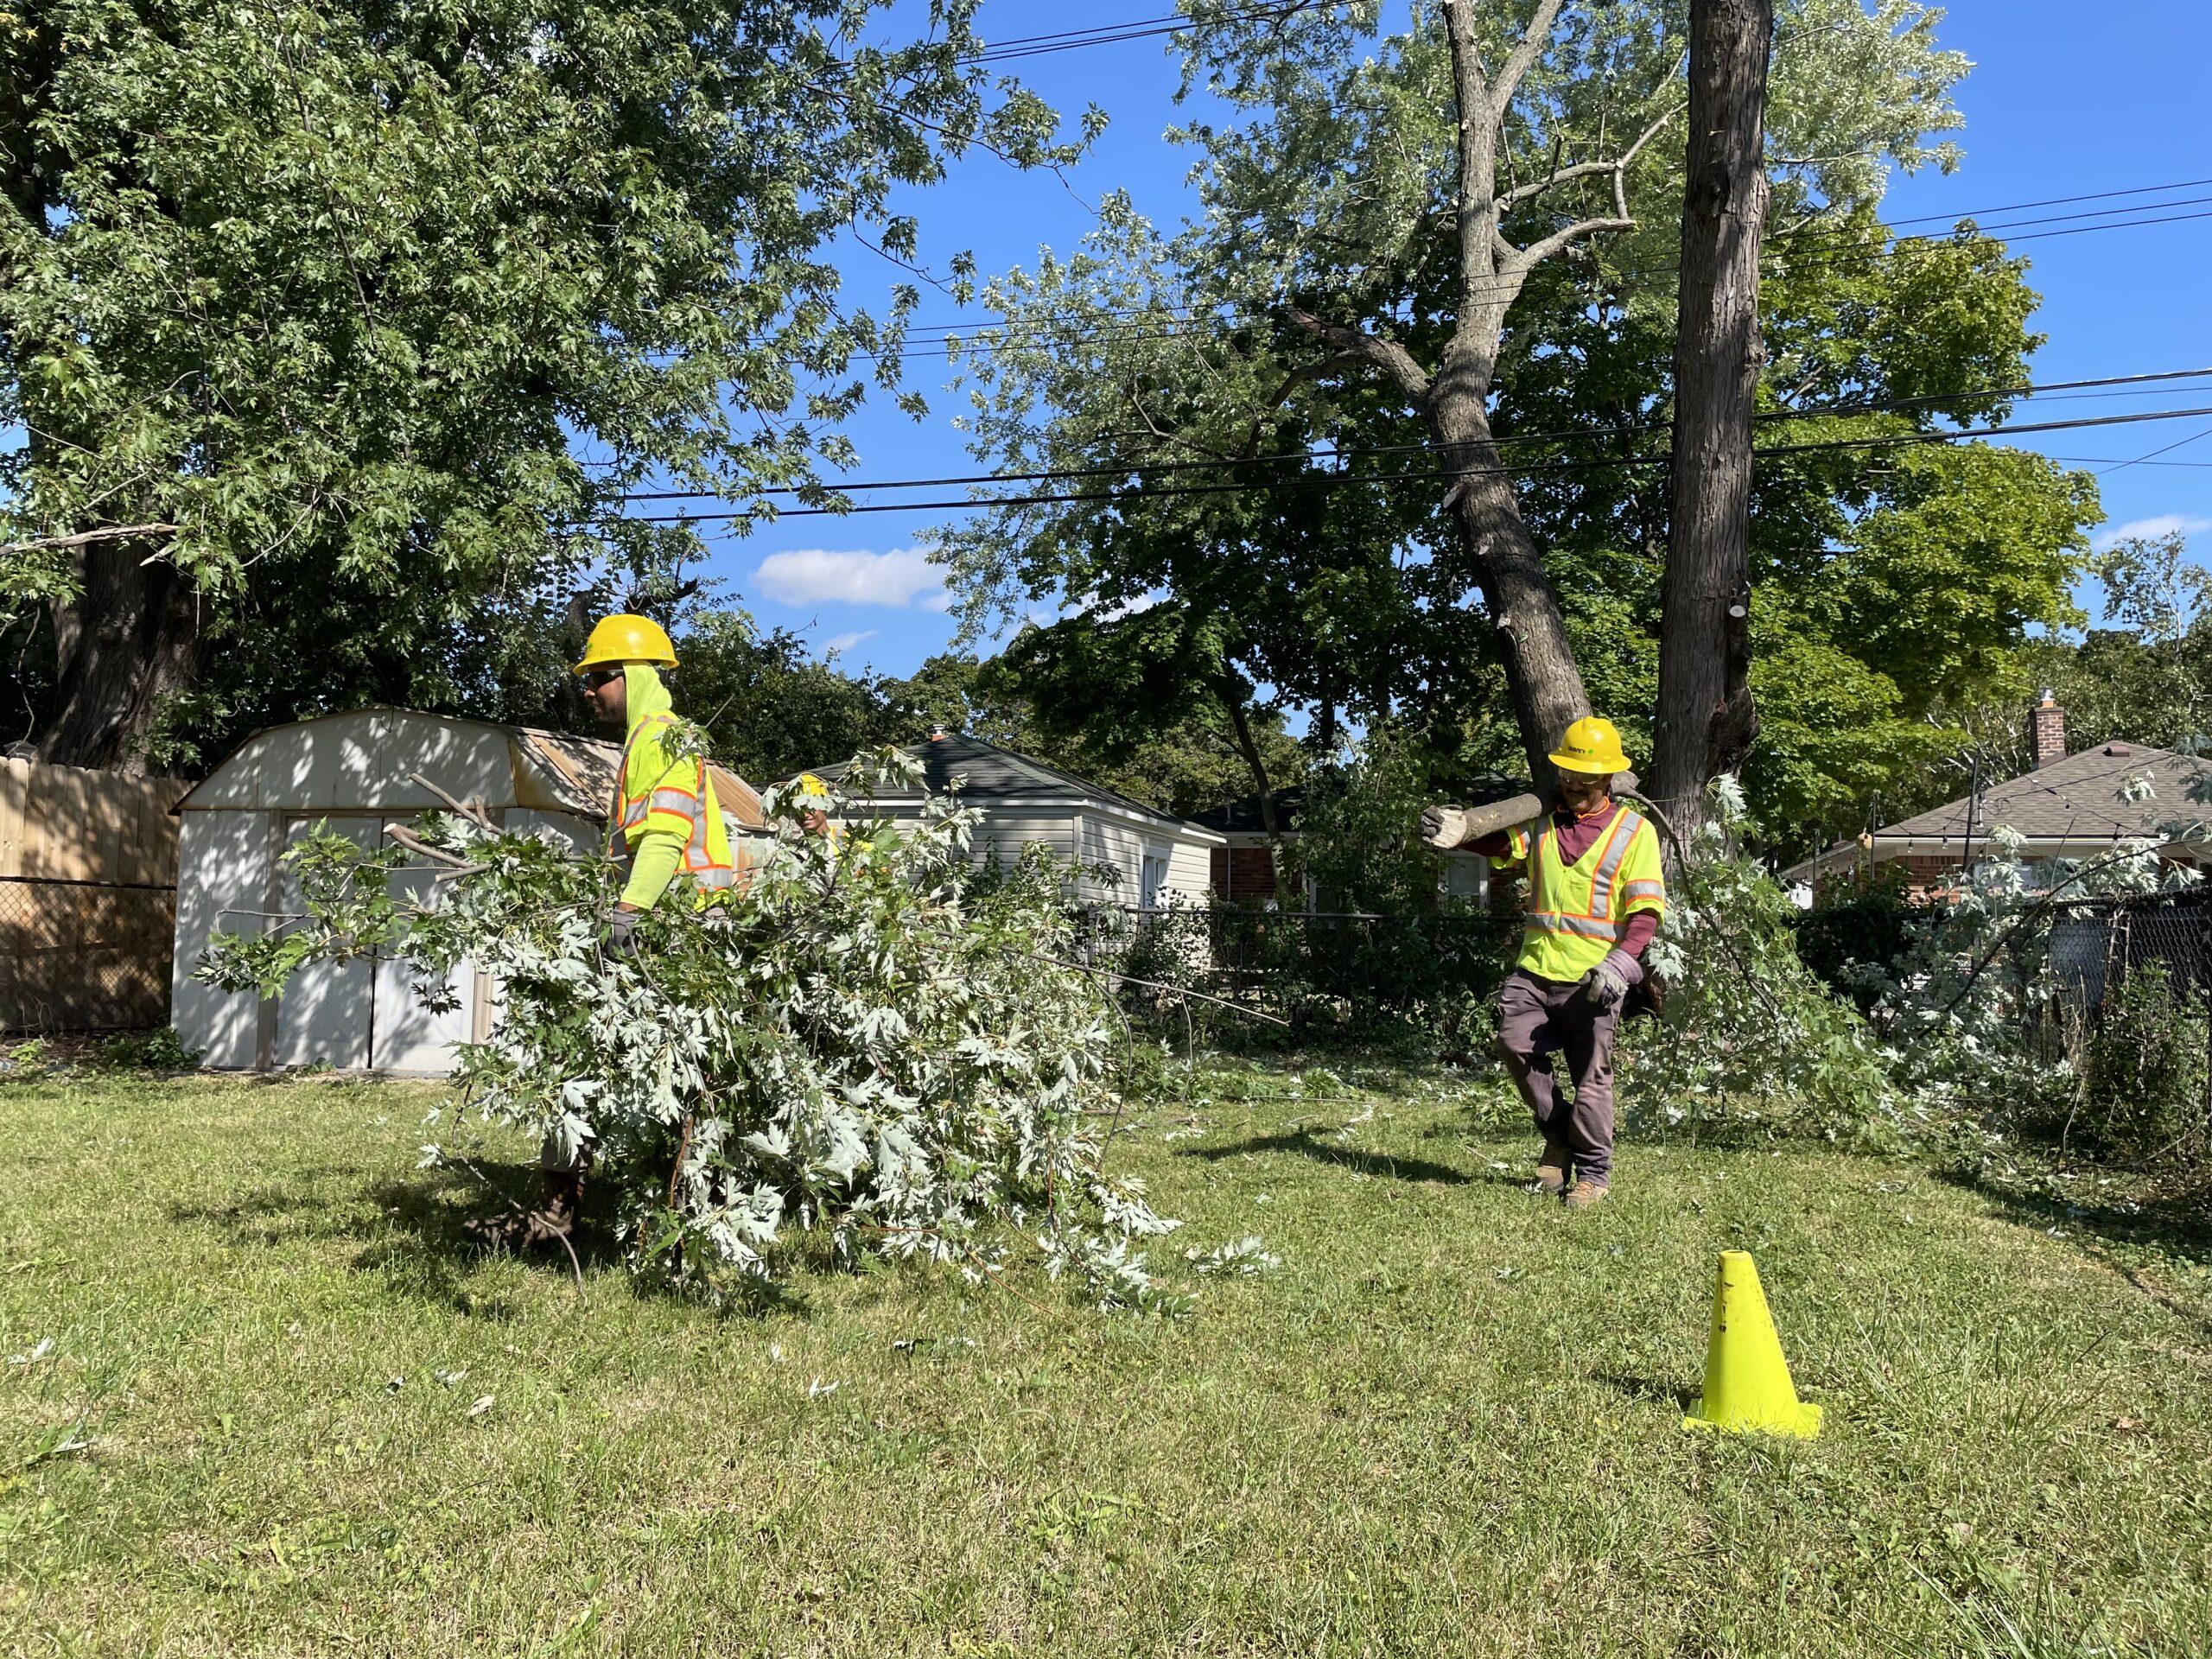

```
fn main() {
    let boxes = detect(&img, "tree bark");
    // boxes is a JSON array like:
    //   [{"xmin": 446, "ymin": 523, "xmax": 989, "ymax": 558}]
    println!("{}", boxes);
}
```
[
  {"xmin": 1650, "ymin": 0, "xmax": 1773, "ymax": 830},
  {"xmin": 1429, "ymin": 394, "xmax": 1591, "ymax": 788},
  {"xmin": 38, "ymin": 545, "xmax": 201, "ymax": 773}
]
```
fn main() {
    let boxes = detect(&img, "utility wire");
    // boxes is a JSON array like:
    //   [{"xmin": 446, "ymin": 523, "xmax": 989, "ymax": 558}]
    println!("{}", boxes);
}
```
[
  {"xmin": 605, "ymin": 404, "xmax": 2212, "ymax": 524},
  {"xmin": 956, "ymin": 1, "xmax": 1337, "ymax": 65},
  {"xmin": 616, "ymin": 366, "xmax": 2212, "ymax": 505},
  {"xmin": 868, "ymin": 180, "xmax": 2212, "ymax": 360}
]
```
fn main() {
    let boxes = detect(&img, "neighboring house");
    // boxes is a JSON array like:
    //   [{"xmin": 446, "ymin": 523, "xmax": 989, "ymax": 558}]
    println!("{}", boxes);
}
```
[
  {"xmin": 1785, "ymin": 694, "xmax": 2212, "ymax": 894},
  {"xmin": 802, "ymin": 730, "xmax": 1223, "ymax": 910},
  {"xmin": 1188, "ymin": 789, "xmax": 1492, "ymax": 908},
  {"xmin": 173, "ymin": 707, "xmax": 766, "ymax": 1073}
]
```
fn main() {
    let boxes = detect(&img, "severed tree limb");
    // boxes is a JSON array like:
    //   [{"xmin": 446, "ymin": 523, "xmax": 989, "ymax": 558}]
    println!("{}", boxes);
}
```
[
  {"xmin": 1281, "ymin": 308, "xmax": 1431, "ymax": 403},
  {"xmin": 409, "ymin": 772, "xmax": 503, "ymax": 835},
  {"xmin": 0, "ymin": 523, "xmax": 177, "ymax": 557}
]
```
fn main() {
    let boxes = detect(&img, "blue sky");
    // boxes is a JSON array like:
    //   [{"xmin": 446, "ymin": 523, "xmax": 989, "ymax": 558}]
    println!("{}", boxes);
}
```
[{"xmin": 715, "ymin": 0, "xmax": 2212, "ymax": 677}]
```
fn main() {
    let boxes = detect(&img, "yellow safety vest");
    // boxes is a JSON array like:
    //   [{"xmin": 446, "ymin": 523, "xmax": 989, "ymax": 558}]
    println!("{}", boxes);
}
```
[
  {"xmin": 1491, "ymin": 804, "xmax": 1666, "ymax": 982},
  {"xmin": 608, "ymin": 668, "xmax": 736, "ymax": 903}
]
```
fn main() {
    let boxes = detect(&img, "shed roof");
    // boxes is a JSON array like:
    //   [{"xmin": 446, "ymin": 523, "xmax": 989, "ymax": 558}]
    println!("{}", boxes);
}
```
[
  {"xmin": 804, "ymin": 731, "xmax": 1216, "ymax": 836},
  {"xmin": 180, "ymin": 706, "xmax": 765, "ymax": 825}
]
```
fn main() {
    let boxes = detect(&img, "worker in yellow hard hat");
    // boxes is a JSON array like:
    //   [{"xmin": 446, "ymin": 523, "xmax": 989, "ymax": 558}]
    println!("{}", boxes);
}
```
[
  {"xmin": 574, "ymin": 613, "xmax": 738, "ymax": 953},
  {"xmin": 787, "ymin": 771, "xmax": 838, "ymax": 840},
  {"xmin": 486, "ymin": 613, "xmax": 736, "ymax": 1250},
  {"xmin": 1461, "ymin": 715, "xmax": 1667, "ymax": 1211}
]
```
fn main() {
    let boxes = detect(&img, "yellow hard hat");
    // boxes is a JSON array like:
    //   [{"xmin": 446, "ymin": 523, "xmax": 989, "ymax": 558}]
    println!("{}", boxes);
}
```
[
  {"xmin": 792, "ymin": 772, "xmax": 831, "ymax": 804},
  {"xmin": 575, "ymin": 613, "xmax": 677, "ymax": 673},
  {"xmin": 1548, "ymin": 715, "xmax": 1632, "ymax": 776}
]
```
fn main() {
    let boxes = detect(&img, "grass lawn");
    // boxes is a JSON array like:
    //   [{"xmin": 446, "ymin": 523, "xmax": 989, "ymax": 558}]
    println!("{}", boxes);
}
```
[{"xmin": 3, "ymin": 1058, "xmax": 2210, "ymax": 1656}]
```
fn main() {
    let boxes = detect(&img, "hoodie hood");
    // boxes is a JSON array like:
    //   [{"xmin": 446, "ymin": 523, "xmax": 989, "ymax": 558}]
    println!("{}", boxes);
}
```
[{"xmin": 624, "ymin": 664, "xmax": 674, "ymax": 738}]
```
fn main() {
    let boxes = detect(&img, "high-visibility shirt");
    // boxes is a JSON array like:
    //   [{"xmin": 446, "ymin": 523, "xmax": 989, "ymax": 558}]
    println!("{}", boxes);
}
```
[
  {"xmin": 608, "ymin": 665, "xmax": 736, "ymax": 906},
  {"xmin": 1489, "ymin": 803, "xmax": 1666, "ymax": 982}
]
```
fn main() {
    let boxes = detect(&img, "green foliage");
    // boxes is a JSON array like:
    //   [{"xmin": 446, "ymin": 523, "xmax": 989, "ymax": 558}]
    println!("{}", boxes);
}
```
[
  {"xmin": 198, "ymin": 760, "xmax": 1209, "ymax": 1310},
  {"xmin": 927, "ymin": 3, "xmax": 2089, "ymax": 855},
  {"xmin": 1628, "ymin": 780, "xmax": 1903, "ymax": 1144},
  {"xmin": 1792, "ymin": 865, "xmax": 1931, "ymax": 1013},
  {"xmin": 2080, "ymin": 963, "xmax": 2208, "ymax": 1168},
  {"xmin": 3, "ymin": 0, "xmax": 1081, "ymax": 765}
]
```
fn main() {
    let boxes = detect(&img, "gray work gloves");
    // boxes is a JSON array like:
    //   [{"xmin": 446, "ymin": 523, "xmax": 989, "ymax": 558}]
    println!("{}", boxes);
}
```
[
  {"xmin": 1420, "ymin": 804, "xmax": 1475, "ymax": 850},
  {"xmin": 1579, "ymin": 949, "xmax": 1642, "ymax": 1014},
  {"xmin": 607, "ymin": 906, "xmax": 641, "ymax": 957}
]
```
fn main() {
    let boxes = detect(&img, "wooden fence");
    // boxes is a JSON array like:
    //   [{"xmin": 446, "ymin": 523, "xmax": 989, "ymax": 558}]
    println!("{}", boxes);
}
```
[{"xmin": 0, "ymin": 757, "xmax": 188, "ymax": 1032}]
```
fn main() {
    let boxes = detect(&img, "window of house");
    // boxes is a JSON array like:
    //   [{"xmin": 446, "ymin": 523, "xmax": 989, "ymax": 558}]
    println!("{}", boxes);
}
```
[{"xmin": 1141, "ymin": 848, "xmax": 1170, "ymax": 912}]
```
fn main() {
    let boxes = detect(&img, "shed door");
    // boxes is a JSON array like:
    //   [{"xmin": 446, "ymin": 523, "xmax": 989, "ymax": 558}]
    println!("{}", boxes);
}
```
[
  {"xmin": 273, "ymin": 817, "xmax": 378, "ymax": 1070},
  {"xmin": 372, "ymin": 845, "xmax": 474, "ymax": 1075}
]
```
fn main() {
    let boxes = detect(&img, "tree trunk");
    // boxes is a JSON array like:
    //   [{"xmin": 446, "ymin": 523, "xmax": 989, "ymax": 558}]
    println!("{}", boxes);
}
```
[
  {"xmin": 1430, "ymin": 391, "xmax": 1591, "ymax": 791},
  {"xmin": 1650, "ymin": 0, "xmax": 1773, "ymax": 830},
  {"xmin": 38, "ymin": 545, "xmax": 201, "ymax": 773},
  {"xmin": 1219, "ymin": 678, "xmax": 1289, "ymax": 895}
]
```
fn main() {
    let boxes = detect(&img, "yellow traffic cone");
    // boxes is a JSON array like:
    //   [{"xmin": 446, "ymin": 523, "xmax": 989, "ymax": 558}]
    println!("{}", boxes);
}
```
[{"xmin": 1681, "ymin": 1250, "xmax": 1822, "ymax": 1438}]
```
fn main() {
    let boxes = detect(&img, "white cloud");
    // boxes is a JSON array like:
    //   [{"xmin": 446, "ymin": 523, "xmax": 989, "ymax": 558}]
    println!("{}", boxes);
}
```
[
  {"xmin": 821, "ymin": 630, "xmax": 876, "ymax": 656},
  {"xmin": 752, "ymin": 547, "xmax": 946, "ymax": 609},
  {"xmin": 2092, "ymin": 513, "xmax": 2212, "ymax": 551}
]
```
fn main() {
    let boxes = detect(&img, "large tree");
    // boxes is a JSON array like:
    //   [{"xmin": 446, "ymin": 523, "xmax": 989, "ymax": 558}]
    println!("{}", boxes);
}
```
[
  {"xmin": 2, "ymin": 0, "xmax": 1077, "ymax": 771},
  {"xmin": 934, "ymin": 0, "xmax": 1971, "ymax": 784}
]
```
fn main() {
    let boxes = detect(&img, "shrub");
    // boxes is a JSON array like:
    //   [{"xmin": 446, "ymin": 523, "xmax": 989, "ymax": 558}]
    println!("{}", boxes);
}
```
[
  {"xmin": 199, "ymin": 756, "xmax": 1209, "ymax": 1309},
  {"xmin": 2080, "ymin": 962, "xmax": 2209, "ymax": 1166}
]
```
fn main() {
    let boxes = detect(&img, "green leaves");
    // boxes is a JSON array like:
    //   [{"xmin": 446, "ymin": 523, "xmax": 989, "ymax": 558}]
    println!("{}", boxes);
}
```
[
  {"xmin": 197, "ymin": 760, "xmax": 1191, "ymax": 1309},
  {"xmin": 5, "ymin": 0, "xmax": 1070, "ymax": 765}
]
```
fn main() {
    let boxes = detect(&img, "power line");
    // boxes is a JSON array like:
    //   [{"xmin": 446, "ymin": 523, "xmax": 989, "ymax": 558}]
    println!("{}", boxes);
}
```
[
  {"xmin": 956, "ymin": 1, "xmax": 1337, "ymax": 65},
  {"xmin": 607, "ymin": 403, "xmax": 2212, "ymax": 524},
  {"xmin": 884, "ymin": 177, "xmax": 2212, "ymax": 346},
  {"xmin": 849, "ymin": 196, "xmax": 2212, "ymax": 368},
  {"xmin": 616, "ymin": 365, "xmax": 2212, "ymax": 505}
]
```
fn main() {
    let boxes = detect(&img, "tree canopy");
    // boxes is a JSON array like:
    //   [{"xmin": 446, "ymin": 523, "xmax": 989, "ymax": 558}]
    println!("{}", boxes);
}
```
[
  {"xmin": 3, "ymin": 0, "xmax": 1083, "ymax": 770},
  {"xmin": 927, "ymin": 0, "xmax": 2098, "ymax": 851}
]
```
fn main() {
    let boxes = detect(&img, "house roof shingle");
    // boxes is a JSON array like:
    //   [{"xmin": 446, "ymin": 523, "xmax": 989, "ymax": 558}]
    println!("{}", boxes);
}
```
[
  {"xmin": 804, "ymin": 731, "xmax": 1197, "ymax": 830},
  {"xmin": 1874, "ymin": 741, "xmax": 2209, "ymax": 842}
]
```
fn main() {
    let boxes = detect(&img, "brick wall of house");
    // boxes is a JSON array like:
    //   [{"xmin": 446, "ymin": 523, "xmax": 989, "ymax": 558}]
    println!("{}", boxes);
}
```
[{"xmin": 1210, "ymin": 844, "xmax": 1279, "ymax": 902}]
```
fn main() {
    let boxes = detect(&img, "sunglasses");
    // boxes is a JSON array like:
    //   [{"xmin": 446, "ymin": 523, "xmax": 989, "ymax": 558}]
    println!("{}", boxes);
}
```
[{"xmin": 583, "ymin": 669, "xmax": 622, "ymax": 691}]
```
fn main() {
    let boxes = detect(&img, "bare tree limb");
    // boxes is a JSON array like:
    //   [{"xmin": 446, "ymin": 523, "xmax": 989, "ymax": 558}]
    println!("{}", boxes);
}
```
[
  {"xmin": 1492, "ymin": 0, "xmax": 1568, "ymax": 116},
  {"xmin": 0, "ymin": 523, "xmax": 176, "ymax": 557},
  {"xmin": 1281, "ymin": 308, "xmax": 1431, "ymax": 404},
  {"xmin": 1441, "ymin": 0, "xmax": 1502, "ymax": 315},
  {"xmin": 1497, "ymin": 157, "xmax": 1628, "ymax": 212}
]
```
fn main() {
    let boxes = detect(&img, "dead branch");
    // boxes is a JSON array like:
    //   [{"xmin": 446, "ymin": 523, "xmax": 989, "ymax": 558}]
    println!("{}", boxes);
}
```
[
  {"xmin": 0, "ymin": 523, "xmax": 177, "ymax": 557},
  {"xmin": 1281, "ymin": 308, "xmax": 1431, "ymax": 403},
  {"xmin": 408, "ymin": 772, "xmax": 502, "ymax": 834}
]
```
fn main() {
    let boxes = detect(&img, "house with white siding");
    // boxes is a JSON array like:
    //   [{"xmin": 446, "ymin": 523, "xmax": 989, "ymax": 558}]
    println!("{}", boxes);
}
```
[{"xmin": 803, "ymin": 730, "xmax": 1224, "ymax": 911}]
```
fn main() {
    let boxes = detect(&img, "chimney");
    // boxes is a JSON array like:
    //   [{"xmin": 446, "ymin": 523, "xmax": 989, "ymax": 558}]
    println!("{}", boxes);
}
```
[{"xmin": 2030, "ymin": 690, "xmax": 2067, "ymax": 770}]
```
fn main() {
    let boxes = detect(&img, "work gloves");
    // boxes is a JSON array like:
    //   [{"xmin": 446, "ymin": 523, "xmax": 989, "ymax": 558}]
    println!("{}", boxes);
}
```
[
  {"xmin": 1420, "ymin": 804, "xmax": 1474, "ymax": 850},
  {"xmin": 607, "ymin": 906, "xmax": 641, "ymax": 957},
  {"xmin": 1579, "ymin": 950, "xmax": 1641, "ymax": 1015}
]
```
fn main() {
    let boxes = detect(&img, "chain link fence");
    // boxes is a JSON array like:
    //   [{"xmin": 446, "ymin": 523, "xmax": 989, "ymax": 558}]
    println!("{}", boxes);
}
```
[
  {"xmin": 1079, "ymin": 906, "xmax": 1516, "ymax": 1040},
  {"xmin": 0, "ymin": 875, "xmax": 177, "ymax": 1033}
]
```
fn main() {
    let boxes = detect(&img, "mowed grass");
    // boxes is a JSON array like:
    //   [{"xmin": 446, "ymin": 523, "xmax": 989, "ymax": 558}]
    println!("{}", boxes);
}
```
[{"xmin": 3, "ymin": 1062, "xmax": 2211, "ymax": 1657}]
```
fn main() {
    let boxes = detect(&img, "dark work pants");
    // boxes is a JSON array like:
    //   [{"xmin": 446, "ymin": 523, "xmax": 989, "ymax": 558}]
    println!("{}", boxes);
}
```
[{"xmin": 1496, "ymin": 967, "xmax": 1621, "ymax": 1187}]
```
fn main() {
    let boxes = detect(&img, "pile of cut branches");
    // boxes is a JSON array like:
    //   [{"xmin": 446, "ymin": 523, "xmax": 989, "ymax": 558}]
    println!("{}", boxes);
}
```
[{"xmin": 200, "ymin": 756, "xmax": 1192, "ymax": 1309}]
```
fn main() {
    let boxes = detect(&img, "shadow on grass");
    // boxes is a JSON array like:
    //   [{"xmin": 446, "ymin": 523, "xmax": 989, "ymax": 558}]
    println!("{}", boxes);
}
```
[
  {"xmin": 162, "ymin": 1158, "xmax": 826, "ymax": 1318},
  {"xmin": 1178, "ymin": 1128, "xmax": 1484, "ymax": 1186},
  {"xmin": 1936, "ymin": 1163, "xmax": 2212, "ymax": 1333},
  {"xmin": 1592, "ymin": 1370, "xmax": 1699, "ymax": 1411}
]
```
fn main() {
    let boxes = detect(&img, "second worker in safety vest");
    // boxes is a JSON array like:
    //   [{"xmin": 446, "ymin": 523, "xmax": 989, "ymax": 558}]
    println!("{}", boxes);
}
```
[
  {"xmin": 575, "ymin": 613, "xmax": 739, "ymax": 950},
  {"xmin": 1467, "ymin": 716, "xmax": 1666, "ymax": 1211}
]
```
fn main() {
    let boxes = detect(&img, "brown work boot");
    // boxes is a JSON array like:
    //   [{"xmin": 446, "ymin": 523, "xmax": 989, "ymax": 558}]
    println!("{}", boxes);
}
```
[
  {"xmin": 1562, "ymin": 1179, "xmax": 1609, "ymax": 1211},
  {"xmin": 1533, "ymin": 1162, "xmax": 1567, "ymax": 1198}
]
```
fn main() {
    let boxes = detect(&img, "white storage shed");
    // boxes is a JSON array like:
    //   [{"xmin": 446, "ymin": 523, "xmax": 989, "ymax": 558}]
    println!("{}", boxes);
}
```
[
  {"xmin": 172, "ymin": 707, "xmax": 764, "ymax": 1073},
  {"xmin": 805, "ymin": 730, "xmax": 1224, "ymax": 911}
]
